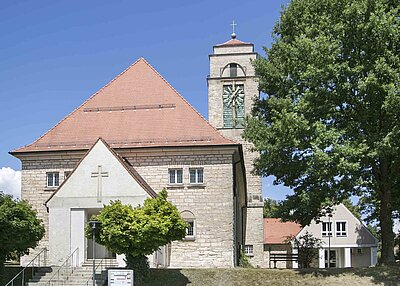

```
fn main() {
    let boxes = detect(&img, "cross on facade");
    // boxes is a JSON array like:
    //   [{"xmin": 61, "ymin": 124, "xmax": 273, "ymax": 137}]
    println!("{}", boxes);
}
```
[{"xmin": 91, "ymin": 165, "xmax": 109, "ymax": 202}]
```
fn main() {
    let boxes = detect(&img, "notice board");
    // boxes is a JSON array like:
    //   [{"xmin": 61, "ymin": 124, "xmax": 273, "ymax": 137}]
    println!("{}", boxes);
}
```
[{"xmin": 108, "ymin": 269, "xmax": 134, "ymax": 286}]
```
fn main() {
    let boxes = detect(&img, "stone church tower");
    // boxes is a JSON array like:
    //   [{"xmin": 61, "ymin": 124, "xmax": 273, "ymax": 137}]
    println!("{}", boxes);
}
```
[{"xmin": 208, "ymin": 34, "xmax": 264, "ymax": 267}]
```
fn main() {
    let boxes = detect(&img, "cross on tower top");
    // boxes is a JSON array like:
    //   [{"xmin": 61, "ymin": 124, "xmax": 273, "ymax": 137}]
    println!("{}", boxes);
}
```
[{"xmin": 230, "ymin": 20, "xmax": 237, "ymax": 39}]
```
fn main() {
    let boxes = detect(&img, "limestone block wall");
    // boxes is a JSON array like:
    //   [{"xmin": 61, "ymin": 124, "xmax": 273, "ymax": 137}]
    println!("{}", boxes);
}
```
[
  {"xmin": 19, "ymin": 154, "xmax": 81, "ymax": 265},
  {"xmin": 17, "ymin": 147, "xmax": 240, "ymax": 269},
  {"xmin": 218, "ymin": 130, "xmax": 264, "ymax": 267},
  {"xmin": 122, "ymin": 149, "xmax": 237, "ymax": 268}
]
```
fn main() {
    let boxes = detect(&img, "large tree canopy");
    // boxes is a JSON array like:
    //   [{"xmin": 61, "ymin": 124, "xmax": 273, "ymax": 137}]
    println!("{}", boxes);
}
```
[
  {"xmin": 244, "ymin": 0, "xmax": 400, "ymax": 264},
  {"xmin": 0, "ymin": 192, "xmax": 45, "ymax": 270}
]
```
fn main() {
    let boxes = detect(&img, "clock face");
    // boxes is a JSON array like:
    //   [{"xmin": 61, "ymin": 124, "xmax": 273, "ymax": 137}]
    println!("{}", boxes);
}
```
[
  {"xmin": 223, "ymin": 85, "xmax": 244, "ymax": 106},
  {"xmin": 222, "ymin": 84, "xmax": 245, "ymax": 128}
]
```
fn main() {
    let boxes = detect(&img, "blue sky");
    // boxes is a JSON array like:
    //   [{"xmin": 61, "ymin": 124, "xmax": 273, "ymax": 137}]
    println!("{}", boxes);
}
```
[{"xmin": 0, "ymin": 0, "xmax": 292, "ymax": 200}]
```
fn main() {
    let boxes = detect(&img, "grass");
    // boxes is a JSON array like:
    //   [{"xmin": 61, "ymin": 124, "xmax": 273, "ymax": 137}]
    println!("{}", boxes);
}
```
[
  {"xmin": 142, "ymin": 265, "xmax": 400, "ymax": 286},
  {"xmin": 2, "ymin": 264, "xmax": 399, "ymax": 286}
]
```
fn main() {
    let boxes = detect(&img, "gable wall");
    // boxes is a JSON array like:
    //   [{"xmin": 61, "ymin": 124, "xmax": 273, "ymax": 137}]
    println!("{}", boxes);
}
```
[{"xmin": 300, "ymin": 205, "xmax": 377, "ymax": 246}]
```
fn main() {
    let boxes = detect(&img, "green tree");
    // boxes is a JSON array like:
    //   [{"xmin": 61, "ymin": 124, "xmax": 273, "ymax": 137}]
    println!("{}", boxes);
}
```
[
  {"xmin": 244, "ymin": 0, "xmax": 400, "ymax": 264},
  {"xmin": 287, "ymin": 231, "xmax": 323, "ymax": 268},
  {"xmin": 342, "ymin": 198, "xmax": 361, "ymax": 220},
  {"xmin": 0, "ymin": 192, "xmax": 45, "ymax": 273},
  {"xmin": 88, "ymin": 189, "xmax": 187, "ymax": 282},
  {"xmin": 263, "ymin": 198, "xmax": 280, "ymax": 218}
]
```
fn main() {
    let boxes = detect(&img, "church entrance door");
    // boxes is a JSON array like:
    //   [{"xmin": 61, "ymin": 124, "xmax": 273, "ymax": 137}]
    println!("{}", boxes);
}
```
[{"xmin": 86, "ymin": 209, "xmax": 115, "ymax": 259}]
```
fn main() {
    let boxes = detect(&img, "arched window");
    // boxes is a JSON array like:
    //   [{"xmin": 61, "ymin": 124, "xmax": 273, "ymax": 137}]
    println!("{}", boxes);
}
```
[
  {"xmin": 221, "ymin": 62, "xmax": 246, "ymax": 77},
  {"xmin": 181, "ymin": 210, "xmax": 195, "ymax": 241}
]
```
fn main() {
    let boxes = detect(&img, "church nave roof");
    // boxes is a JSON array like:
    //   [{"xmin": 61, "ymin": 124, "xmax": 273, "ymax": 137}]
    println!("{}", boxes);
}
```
[{"xmin": 12, "ymin": 58, "xmax": 235, "ymax": 153}]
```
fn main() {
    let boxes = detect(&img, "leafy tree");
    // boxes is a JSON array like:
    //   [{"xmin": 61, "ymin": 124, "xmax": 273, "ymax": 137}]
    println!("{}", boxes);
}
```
[
  {"xmin": 0, "ymin": 192, "xmax": 45, "ymax": 273},
  {"xmin": 244, "ymin": 0, "xmax": 400, "ymax": 264},
  {"xmin": 287, "ymin": 231, "xmax": 323, "ymax": 268},
  {"xmin": 263, "ymin": 198, "xmax": 280, "ymax": 218},
  {"xmin": 238, "ymin": 250, "xmax": 253, "ymax": 268},
  {"xmin": 342, "ymin": 198, "xmax": 361, "ymax": 220},
  {"xmin": 88, "ymin": 189, "xmax": 187, "ymax": 282}
]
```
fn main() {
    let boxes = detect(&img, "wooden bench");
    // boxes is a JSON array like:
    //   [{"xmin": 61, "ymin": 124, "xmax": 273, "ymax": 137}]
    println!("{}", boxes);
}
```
[{"xmin": 270, "ymin": 253, "xmax": 299, "ymax": 268}]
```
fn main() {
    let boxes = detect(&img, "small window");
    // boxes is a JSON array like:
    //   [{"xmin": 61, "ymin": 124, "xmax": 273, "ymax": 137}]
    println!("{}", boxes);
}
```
[
  {"xmin": 64, "ymin": 171, "xmax": 71, "ymax": 179},
  {"xmin": 189, "ymin": 168, "xmax": 204, "ymax": 184},
  {"xmin": 336, "ymin": 221, "xmax": 347, "ymax": 237},
  {"xmin": 47, "ymin": 172, "xmax": 59, "ymax": 187},
  {"xmin": 244, "ymin": 245, "xmax": 254, "ymax": 256},
  {"xmin": 229, "ymin": 63, "xmax": 237, "ymax": 77},
  {"xmin": 169, "ymin": 169, "xmax": 183, "ymax": 184},
  {"xmin": 321, "ymin": 222, "xmax": 332, "ymax": 237},
  {"xmin": 181, "ymin": 210, "xmax": 195, "ymax": 241},
  {"xmin": 186, "ymin": 221, "xmax": 194, "ymax": 237}
]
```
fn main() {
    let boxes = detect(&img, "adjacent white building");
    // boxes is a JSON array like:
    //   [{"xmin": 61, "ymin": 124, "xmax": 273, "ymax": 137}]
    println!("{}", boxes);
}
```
[
  {"xmin": 264, "ymin": 204, "xmax": 378, "ymax": 268},
  {"xmin": 297, "ymin": 204, "xmax": 378, "ymax": 268}
]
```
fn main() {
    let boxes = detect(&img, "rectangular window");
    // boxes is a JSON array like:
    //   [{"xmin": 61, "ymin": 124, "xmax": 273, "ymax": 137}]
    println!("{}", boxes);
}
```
[
  {"xmin": 321, "ymin": 222, "xmax": 332, "ymax": 237},
  {"xmin": 244, "ymin": 245, "xmax": 254, "ymax": 256},
  {"xmin": 189, "ymin": 168, "xmax": 204, "ymax": 184},
  {"xmin": 336, "ymin": 221, "xmax": 347, "ymax": 237},
  {"xmin": 186, "ymin": 221, "xmax": 194, "ymax": 237},
  {"xmin": 47, "ymin": 172, "xmax": 59, "ymax": 187},
  {"xmin": 169, "ymin": 169, "xmax": 183, "ymax": 184},
  {"xmin": 230, "ymin": 63, "xmax": 237, "ymax": 77}
]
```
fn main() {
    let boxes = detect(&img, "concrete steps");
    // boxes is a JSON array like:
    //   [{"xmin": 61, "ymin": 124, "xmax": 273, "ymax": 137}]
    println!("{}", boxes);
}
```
[{"xmin": 27, "ymin": 259, "xmax": 119, "ymax": 286}]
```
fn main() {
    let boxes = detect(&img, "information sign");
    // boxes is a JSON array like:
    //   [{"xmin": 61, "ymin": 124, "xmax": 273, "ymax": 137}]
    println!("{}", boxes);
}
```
[{"xmin": 108, "ymin": 269, "xmax": 134, "ymax": 286}]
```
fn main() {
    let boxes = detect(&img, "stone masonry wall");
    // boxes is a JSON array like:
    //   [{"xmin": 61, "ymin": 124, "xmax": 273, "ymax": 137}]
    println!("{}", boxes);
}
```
[
  {"xmin": 18, "ymin": 147, "xmax": 238, "ymax": 268},
  {"xmin": 122, "ymin": 149, "xmax": 236, "ymax": 268},
  {"xmin": 20, "ymin": 155, "xmax": 81, "ymax": 265}
]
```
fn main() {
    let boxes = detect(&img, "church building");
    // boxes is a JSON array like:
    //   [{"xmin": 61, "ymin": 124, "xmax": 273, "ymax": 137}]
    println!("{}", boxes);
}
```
[{"xmin": 11, "ymin": 34, "xmax": 265, "ymax": 268}]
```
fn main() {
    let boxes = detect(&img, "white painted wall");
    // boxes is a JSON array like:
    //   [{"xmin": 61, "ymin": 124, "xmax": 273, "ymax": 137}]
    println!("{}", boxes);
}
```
[
  {"xmin": 71, "ymin": 209, "xmax": 86, "ymax": 266},
  {"xmin": 49, "ymin": 208, "xmax": 70, "ymax": 265},
  {"xmin": 47, "ymin": 140, "xmax": 151, "ymax": 265},
  {"xmin": 298, "ymin": 204, "xmax": 377, "ymax": 247}
]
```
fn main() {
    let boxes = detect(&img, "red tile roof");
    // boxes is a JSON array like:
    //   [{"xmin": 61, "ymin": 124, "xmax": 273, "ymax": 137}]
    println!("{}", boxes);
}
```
[
  {"xmin": 216, "ymin": 38, "xmax": 252, "ymax": 46},
  {"xmin": 264, "ymin": 218, "xmax": 302, "ymax": 244},
  {"xmin": 12, "ymin": 58, "xmax": 235, "ymax": 153}
]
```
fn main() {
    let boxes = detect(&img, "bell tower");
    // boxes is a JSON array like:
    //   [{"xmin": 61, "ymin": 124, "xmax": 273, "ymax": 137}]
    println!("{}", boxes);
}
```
[{"xmin": 208, "ymin": 31, "xmax": 264, "ymax": 267}]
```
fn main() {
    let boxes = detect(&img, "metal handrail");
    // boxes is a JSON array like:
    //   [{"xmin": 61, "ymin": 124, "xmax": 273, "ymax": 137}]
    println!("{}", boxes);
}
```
[
  {"xmin": 5, "ymin": 248, "xmax": 47, "ymax": 286},
  {"xmin": 84, "ymin": 258, "xmax": 114, "ymax": 286},
  {"xmin": 84, "ymin": 258, "xmax": 104, "ymax": 286},
  {"xmin": 44, "ymin": 248, "xmax": 79, "ymax": 286}
]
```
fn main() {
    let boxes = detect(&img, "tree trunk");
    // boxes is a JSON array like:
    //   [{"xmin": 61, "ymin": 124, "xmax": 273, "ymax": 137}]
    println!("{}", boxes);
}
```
[{"xmin": 378, "ymin": 160, "xmax": 395, "ymax": 264}]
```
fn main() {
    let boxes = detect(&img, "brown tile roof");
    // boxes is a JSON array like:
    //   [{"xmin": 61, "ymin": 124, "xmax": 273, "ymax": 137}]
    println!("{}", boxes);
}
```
[
  {"xmin": 216, "ymin": 38, "xmax": 252, "ymax": 47},
  {"xmin": 264, "ymin": 218, "xmax": 302, "ymax": 244},
  {"xmin": 12, "ymin": 58, "xmax": 235, "ymax": 153}
]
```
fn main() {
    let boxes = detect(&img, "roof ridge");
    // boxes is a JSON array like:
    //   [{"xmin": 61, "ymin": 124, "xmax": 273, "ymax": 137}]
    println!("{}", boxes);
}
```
[
  {"xmin": 12, "ymin": 58, "xmax": 145, "ymax": 153},
  {"xmin": 139, "ymin": 58, "xmax": 236, "ymax": 144}
]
